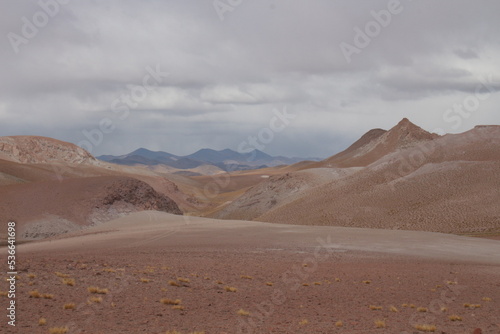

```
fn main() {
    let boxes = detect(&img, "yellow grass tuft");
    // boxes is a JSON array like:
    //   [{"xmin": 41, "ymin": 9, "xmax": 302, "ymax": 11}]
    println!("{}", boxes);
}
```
[
  {"xmin": 216, "ymin": 280, "xmax": 224, "ymax": 285},
  {"xmin": 390, "ymin": 305, "xmax": 399, "ymax": 312},
  {"xmin": 374, "ymin": 319, "xmax": 386, "ymax": 328},
  {"xmin": 29, "ymin": 290, "xmax": 41, "ymax": 298},
  {"xmin": 237, "ymin": 309, "xmax": 250, "ymax": 316},
  {"xmin": 30, "ymin": 290, "xmax": 52, "ymax": 299},
  {"xmin": 362, "ymin": 280, "xmax": 371, "ymax": 284},
  {"xmin": 38, "ymin": 317, "xmax": 47, "ymax": 326},
  {"xmin": 55, "ymin": 272, "xmax": 69, "ymax": 278},
  {"xmin": 313, "ymin": 282, "xmax": 322, "ymax": 285},
  {"xmin": 63, "ymin": 303, "xmax": 75, "ymax": 310},
  {"xmin": 62, "ymin": 278, "xmax": 75, "ymax": 286},
  {"xmin": 299, "ymin": 319, "xmax": 309, "ymax": 325},
  {"xmin": 87, "ymin": 286, "xmax": 108, "ymax": 294},
  {"xmin": 369, "ymin": 305, "xmax": 382, "ymax": 310},
  {"xmin": 335, "ymin": 320, "xmax": 343, "ymax": 327},
  {"xmin": 168, "ymin": 280, "xmax": 181, "ymax": 287},
  {"xmin": 464, "ymin": 303, "xmax": 481, "ymax": 309},
  {"xmin": 27, "ymin": 273, "xmax": 36, "ymax": 279},
  {"xmin": 224, "ymin": 286, "xmax": 237, "ymax": 292},
  {"xmin": 172, "ymin": 305, "xmax": 184, "ymax": 310},
  {"xmin": 49, "ymin": 328, "xmax": 68, "ymax": 334},
  {"xmin": 335, "ymin": 278, "xmax": 341, "ymax": 282},
  {"xmin": 409, "ymin": 304, "xmax": 416, "ymax": 308},
  {"xmin": 89, "ymin": 296, "xmax": 102, "ymax": 303},
  {"xmin": 448, "ymin": 315, "xmax": 462, "ymax": 321},
  {"xmin": 266, "ymin": 282, "xmax": 274, "ymax": 286},
  {"xmin": 161, "ymin": 298, "xmax": 181, "ymax": 305},
  {"xmin": 302, "ymin": 283, "xmax": 310, "ymax": 286},
  {"xmin": 482, "ymin": 297, "xmax": 492, "ymax": 302},
  {"xmin": 402, "ymin": 303, "xmax": 408, "ymax": 307},
  {"xmin": 414, "ymin": 324, "xmax": 437, "ymax": 332},
  {"xmin": 417, "ymin": 307, "xmax": 428, "ymax": 312},
  {"xmin": 140, "ymin": 278, "xmax": 151, "ymax": 283},
  {"xmin": 177, "ymin": 277, "xmax": 190, "ymax": 283},
  {"xmin": 240, "ymin": 275, "xmax": 253, "ymax": 280}
]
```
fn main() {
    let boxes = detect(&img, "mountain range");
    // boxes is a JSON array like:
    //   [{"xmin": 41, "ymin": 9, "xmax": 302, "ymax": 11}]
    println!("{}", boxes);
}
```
[{"xmin": 98, "ymin": 148, "xmax": 321, "ymax": 171}]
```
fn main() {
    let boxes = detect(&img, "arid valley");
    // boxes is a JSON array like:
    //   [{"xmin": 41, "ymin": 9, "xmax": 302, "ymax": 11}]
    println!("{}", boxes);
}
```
[{"xmin": 1, "ymin": 119, "xmax": 499, "ymax": 334}]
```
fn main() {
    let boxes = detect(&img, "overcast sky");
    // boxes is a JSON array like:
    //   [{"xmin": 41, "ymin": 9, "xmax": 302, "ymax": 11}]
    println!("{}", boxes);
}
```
[{"xmin": 1, "ymin": 0, "xmax": 499, "ymax": 158}]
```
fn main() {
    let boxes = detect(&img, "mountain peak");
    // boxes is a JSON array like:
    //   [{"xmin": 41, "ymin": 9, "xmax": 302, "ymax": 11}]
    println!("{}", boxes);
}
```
[{"xmin": 388, "ymin": 118, "xmax": 439, "ymax": 143}]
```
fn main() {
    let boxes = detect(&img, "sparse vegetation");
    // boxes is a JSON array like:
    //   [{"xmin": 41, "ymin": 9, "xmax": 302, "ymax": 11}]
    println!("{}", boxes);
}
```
[
  {"xmin": 240, "ymin": 275, "xmax": 253, "ymax": 280},
  {"xmin": 335, "ymin": 278, "xmax": 341, "ymax": 282},
  {"xmin": 55, "ymin": 272, "xmax": 70, "ymax": 278},
  {"xmin": 62, "ymin": 278, "xmax": 75, "ymax": 286},
  {"xmin": 390, "ymin": 305, "xmax": 399, "ymax": 312},
  {"xmin": 28, "ymin": 273, "xmax": 36, "ymax": 279},
  {"xmin": 302, "ymin": 283, "xmax": 309, "ymax": 286},
  {"xmin": 237, "ymin": 309, "xmax": 250, "ymax": 316},
  {"xmin": 374, "ymin": 319, "xmax": 386, "ymax": 328},
  {"xmin": 299, "ymin": 319, "xmax": 309, "ymax": 325},
  {"xmin": 335, "ymin": 320, "xmax": 343, "ymax": 327},
  {"xmin": 63, "ymin": 303, "xmax": 75, "ymax": 310},
  {"xmin": 89, "ymin": 296, "xmax": 102, "ymax": 303},
  {"xmin": 464, "ymin": 303, "xmax": 481, "ymax": 309},
  {"xmin": 29, "ymin": 290, "xmax": 52, "ymax": 299},
  {"xmin": 313, "ymin": 282, "xmax": 322, "ymax": 285},
  {"xmin": 168, "ymin": 280, "xmax": 181, "ymax": 287},
  {"xmin": 38, "ymin": 317, "xmax": 47, "ymax": 326},
  {"xmin": 140, "ymin": 278, "xmax": 151, "ymax": 283},
  {"xmin": 369, "ymin": 305, "xmax": 382, "ymax": 310},
  {"xmin": 440, "ymin": 306, "xmax": 448, "ymax": 312},
  {"xmin": 417, "ymin": 307, "xmax": 428, "ymax": 312},
  {"xmin": 482, "ymin": 297, "xmax": 492, "ymax": 302},
  {"xmin": 266, "ymin": 282, "xmax": 274, "ymax": 286},
  {"xmin": 362, "ymin": 280, "xmax": 371, "ymax": 284},
  {"xmin": 448, "ymin": 315, "xmax": 462, "ymax": 321},
  {"xmin": 177, "ymin": 277, "xmax": 190, "ymax": 283},
  {"xmin": 161, "ymin": 298, "xmax": 181, "ymax": 305},
  {"xmin": 224, "ymin": 286, "xmax": 237, "ymax": 292},
  {"xmin": 172, "ymin": 305, "xmax": 185, "ymax": 310},
  {"xmin": 49, "ymin": 328, "xmax": 68, "ymax": 334},
  {"xmin": 87, "ymin": 286, "xmax": 108, "ymax": 294},
  {"xmin": 413, "ymin": 324, "xmax": 437, "ymax": 332}
]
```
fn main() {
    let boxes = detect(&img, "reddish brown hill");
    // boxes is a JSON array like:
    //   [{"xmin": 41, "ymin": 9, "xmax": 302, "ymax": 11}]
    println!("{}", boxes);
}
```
[
  {"xmin": 305, "ymin": 118, "xmax": 439, "ymax": 169},
  {"xmin": 0, "ymin": 176, "xmax": 182, "ymax": 240},
  {"xmin": 257, "ymin": 125, "xmax": 500, "ymax": 234}
]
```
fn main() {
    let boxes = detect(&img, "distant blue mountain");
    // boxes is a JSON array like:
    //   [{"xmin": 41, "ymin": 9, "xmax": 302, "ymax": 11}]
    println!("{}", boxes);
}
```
[{"xmin": 98, "ymin": 148, "xmax": 320, "ymax": 171}]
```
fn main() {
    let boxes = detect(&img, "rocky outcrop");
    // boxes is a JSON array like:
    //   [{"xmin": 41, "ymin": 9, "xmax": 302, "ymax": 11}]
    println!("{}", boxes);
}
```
[{"xmin": 0, "ymin": 136, "xmax": 98, "ymax": 165}]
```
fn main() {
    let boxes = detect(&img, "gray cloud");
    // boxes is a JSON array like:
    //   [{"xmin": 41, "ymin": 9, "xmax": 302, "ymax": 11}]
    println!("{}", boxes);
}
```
[{"xmin": 1, "ymin": 0, "xmax": 500, "ymax": 158}]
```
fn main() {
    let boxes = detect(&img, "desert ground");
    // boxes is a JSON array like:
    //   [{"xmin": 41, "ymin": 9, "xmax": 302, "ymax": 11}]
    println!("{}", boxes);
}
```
[{"xmin": 1, "ymin": 212, "xmax": 499, "ymax": 334}]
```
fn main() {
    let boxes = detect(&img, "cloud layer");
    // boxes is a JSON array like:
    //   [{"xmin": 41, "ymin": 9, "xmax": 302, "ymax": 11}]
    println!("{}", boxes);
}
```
[{"xmin": 1, "ymin": 0, "xmax": 499, "ymax": 157}]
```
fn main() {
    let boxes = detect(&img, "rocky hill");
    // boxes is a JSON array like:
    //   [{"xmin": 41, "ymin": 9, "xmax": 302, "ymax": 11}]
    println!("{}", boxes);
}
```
[{"xmin": 0, "ymin": 136, "xmax": 99, "ymax": 165}]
